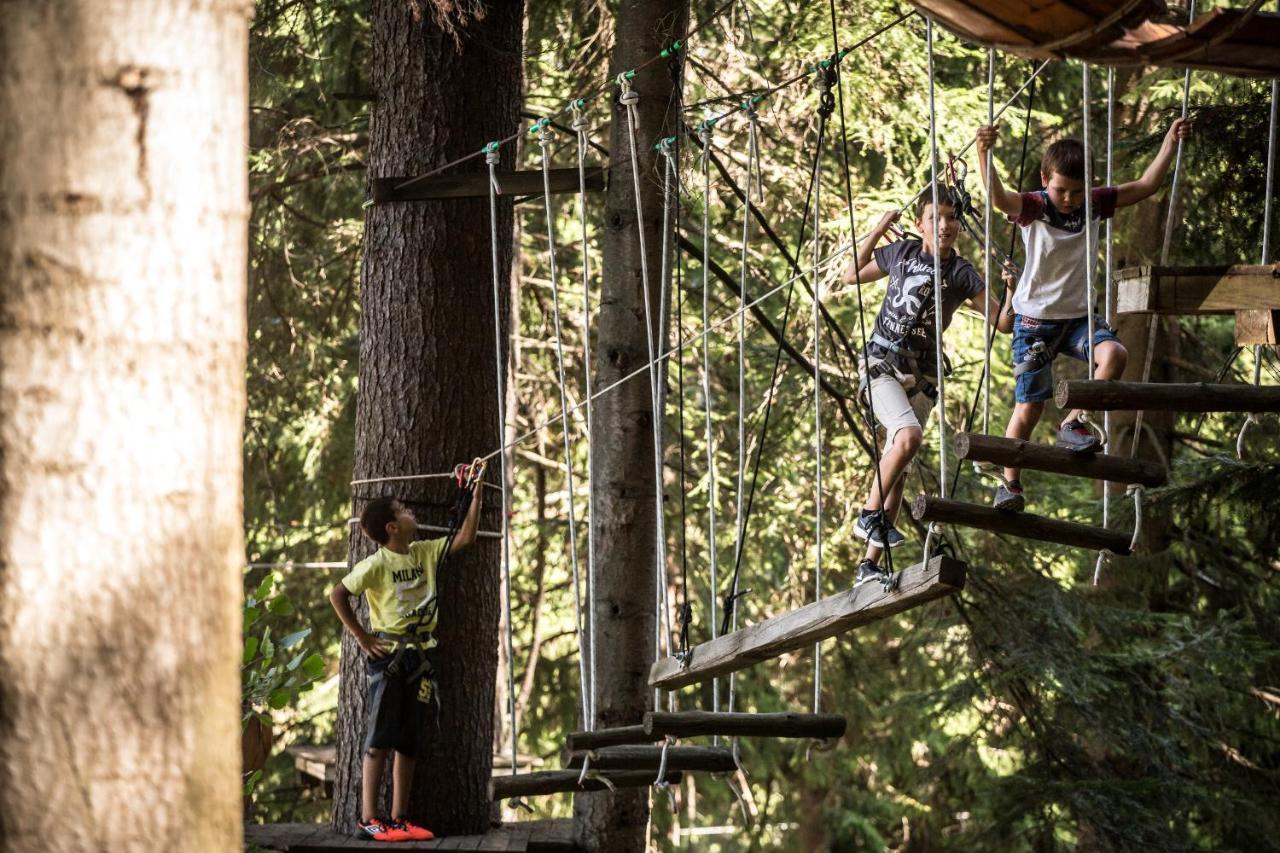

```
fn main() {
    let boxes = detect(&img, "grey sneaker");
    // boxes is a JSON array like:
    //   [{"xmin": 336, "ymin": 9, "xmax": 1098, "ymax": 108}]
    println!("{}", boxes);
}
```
[
  {"xmin": 1056, "ymin": 419, "xmax": 1100, "ymax": 452},
  {"xmin": 993, "ymin": 480, "xmax": 1025, "ymax": 512},
  {"xmin": 854, "ymin": 510, "xmax": 906, "ymax": 549},
  {"xmin": 853, "ymin": 559, "xmax": 883, "ymax": 588}
]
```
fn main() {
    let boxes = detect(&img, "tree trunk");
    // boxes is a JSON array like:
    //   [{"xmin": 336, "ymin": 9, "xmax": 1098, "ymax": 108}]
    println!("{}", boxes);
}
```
[
  {"xmin": 332, "ymin": 0, "xmax": 523, "ymax": 837},
  {"xmin": 0, "ymin": 1, "xmax": 249, "ymax": 850},
  {"xmin": 573, "ymin": 1, "xmax": 688, "ymax": 849}
]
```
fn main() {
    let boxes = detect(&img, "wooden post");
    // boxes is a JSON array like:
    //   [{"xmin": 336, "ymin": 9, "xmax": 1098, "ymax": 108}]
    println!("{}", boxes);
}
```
[
  {"xmin": 562, "ymin": 746, "xmax": 737, "ymax": 773},
  {"xmin": 643, "ymin": 711, "xmax": 847, "ymax": 740},
  {"xmin": 488, "ymin": 770, "xmax": 681, "ymax": 801},
  {"xmin": 911, "ymin": 495, "xmax": 1132, "ymax": 554},
  {"xmin": 1115, "ymin": 264, "xmax": 1280, "ymax": 314},
  {"xmin": 565, "ymin": 725, "xmax": 653, "ymax": 753},
  {"xmin": 954, "ymin": 432, "xmax": 1166, "ymax": 486},
  {"xmin": 648, "ymin": 556, "xmax": 966, "ymax": 690},
  {"xmin": 1055, "ymin": 380, "xmax": 1280, "ymax": 413},
  {"xmin": 1234, "ymin": 309, "xmax": 1280, "ymax": 345}
]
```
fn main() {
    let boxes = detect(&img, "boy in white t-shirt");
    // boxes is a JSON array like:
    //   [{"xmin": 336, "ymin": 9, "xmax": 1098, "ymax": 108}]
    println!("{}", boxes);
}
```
[{"xmin": 975, "ymin": 118, "xmax": 1191, "ymax": 512}]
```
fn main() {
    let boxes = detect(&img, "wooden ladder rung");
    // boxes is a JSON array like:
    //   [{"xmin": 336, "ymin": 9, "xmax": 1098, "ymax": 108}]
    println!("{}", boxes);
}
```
[
  {"xmin": 1056, "ymin": 379, "xmax": 1280, "ymax": 413},
  {"xmin": 643, "ymin": 711, "xmax": 847, "ymax": 741},
  {"xmin": 954, "ymin": 432, "xmax": 1166, "ymax": 486},
  {"xmin": 911, "ymin": 495, "xmax": 1131, "ymax": 555},
  {"xmin": 488, "ymin": 769, "xmax": 680, "ymax": 800},
  {"xmin": 564, "ymin": 724, "xmax": 652, "ymax": 753},
  {"xmin": 561, "ymin": 745, "xmax": 737, "ymax": 773}
]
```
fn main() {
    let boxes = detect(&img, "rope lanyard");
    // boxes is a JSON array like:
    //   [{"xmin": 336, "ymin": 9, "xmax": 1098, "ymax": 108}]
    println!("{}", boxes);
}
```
[
  {"xmin": 658, "ymin": 140, "xmax": 679, "ymax": 668},
  {"xmin": 982, "ymin": 48, "xmax": 995, "ymax": 435},
  {"xmin": 699, "ymin": 121, "xmax": 722, "ymax": 717},
  {"xmin": 927, "ymin": 18, "xmax": 948, "ymax": 498},
  {"xmin": 811, "ymin": 73, "xmax": 829, "ymax": 715},
  {"xmin": 534, "ymin": 122, "xmax": 590, "ymax": 731},
  {"xmin": 569, "ymin": 104, "xmax": 599, "ymax": 729},
  {"xmin": 485, "ymin": 145, "xmax": 519, "ymax": 776}
]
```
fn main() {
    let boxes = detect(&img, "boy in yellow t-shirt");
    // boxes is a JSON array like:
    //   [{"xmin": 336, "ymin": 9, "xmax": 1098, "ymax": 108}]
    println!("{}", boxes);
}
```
[{"xmin": 329, "ymin": 481, "xmax": 483, "ymax": 842}]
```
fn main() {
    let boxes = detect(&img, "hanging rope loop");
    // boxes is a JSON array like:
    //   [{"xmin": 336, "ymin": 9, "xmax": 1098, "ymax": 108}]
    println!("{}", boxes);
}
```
[
  {"xmin": 1236, "ymin": 412, "xmax": 1261, "ymax": 460},
  {"xmin": 1125, "ymin": 483, "xmax": 1145, "ymax": 554}
]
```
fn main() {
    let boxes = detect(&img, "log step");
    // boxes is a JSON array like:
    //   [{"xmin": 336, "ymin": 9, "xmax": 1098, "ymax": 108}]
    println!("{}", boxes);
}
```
[
  {"xmin": 488, "ymin": 769, "xmax": 680, "ymax": 800},
  {"xmin": 648, "ymin": 555, "xmax": 966, "ymax": 690},
  {"xmin": 911, "ymin": 495, "xmax": 1131, "ymax": 555},
  {"xmin": 643, "ymin": 711, "xmax": 847, "ymax": 741},
  {"xmin": 564, "ymin": 724, "xmax": 652, "ymax": 753},
  {"xmin": 954, "ymin": 432, "xmax": 1166, "ymax": 487},
  {"xmin": 1055, "ymin": 379, "xmax": 1280, "ymax": 413},
  {"xmin": 562, "ymin": 745, "xmax": 737, "ymax": 773}
]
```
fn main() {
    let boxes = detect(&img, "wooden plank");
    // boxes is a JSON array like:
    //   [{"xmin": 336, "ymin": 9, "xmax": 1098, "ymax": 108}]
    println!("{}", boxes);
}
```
[
  {"xmin": 954, "ymin": 432, "xmax": 1166, "ymax": 487},
  {"xmin": 648, "ymin": 555, "xmax": 966, "ymax": 689},
  {"xmin": 1115, "ymin": 264, "xmax": 1280, "ymax": 315},
  {"xmin": 911, "ymin": 495, "xmax": 1132, "ymax": 555},
  {"xmin": 372, "ymin": 167, "xmax": 605, "ymax": 203},
  {"xmin": 245, "ymin": 823, "xmax": 521, "ymax": 852},
  {"xmin": 564, "ymin": 724, "xmax": 652, "ymax": 752},
  {"xmin": 643, "ymin": 711, "xmax": 847, "ymax": 740},
  {"xmin": 488, "ymin": 769, "xmax": 681, "ymax": 800},
  {"xmin": 1235, "ymin": 309, "xmax": 1280, "ymax": 346},
  {"xmin": 561, "ymin": 745, "xmax": 737, "ymax": 772},
  {"xmin": 1055, "ymin": 379, "xmax": 1280, "ymax": 414},
  {"xmin": 524, "ymin": 819, "xmax": 577, "ymax": 852}
]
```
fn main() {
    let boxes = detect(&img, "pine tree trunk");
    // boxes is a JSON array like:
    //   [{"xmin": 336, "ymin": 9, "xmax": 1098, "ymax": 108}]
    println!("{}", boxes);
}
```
[
  {"xmin": 572, "ymin": 1, "xmax": 687, "ymax": 849},
  {"xmin": 331, "ymin": 0, "xmax": 524, "ymax": 837},
  {"xmin": 0, "ymin": 1, "xmax": 250, "ymax": 849}
]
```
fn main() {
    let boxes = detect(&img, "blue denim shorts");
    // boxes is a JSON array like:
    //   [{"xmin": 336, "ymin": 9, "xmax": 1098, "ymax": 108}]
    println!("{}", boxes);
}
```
[{"xmin": 1012, "ymin": 314, "xmax": 1121, "ymax": 403}]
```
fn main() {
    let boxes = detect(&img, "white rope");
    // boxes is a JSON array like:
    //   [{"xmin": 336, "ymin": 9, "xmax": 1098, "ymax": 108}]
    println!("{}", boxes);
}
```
[
  {"xmin": 810, "ymin": 96, "xmax": 825, "ymax": 716},
  {"xmin": 982, "ymin": 47, "xmax": 995, "ymax": 435},
  {"xmin": 1083, "ymin": 63, "xmax": 1097, "ymax": 387},
  {"xmin": 657, "ymin": 141, "xmax": 679, "ymax": 680},
  {"xmin": 350, "ymin": 472, "xmax": 503, "ymax": 489},
  {"xmin": 536, "ymin": 123, "xmax": 591, "ymax": 732},
  {"xmin": 1095, "ymin": 67, "xmax": 1117, "ymax": 587},
  {"xmin": 485, "ymin": 146, "xmax": 519, "ymax": 777},
  {"xmin": 699, "ymin": 122, "xmax": 722, "ymax": 718},
  {"xmin": 570, "ymin": 103, "xmax": 599, "ymax": 729},
  {"xmin": 924, "ymin": 18, "xmax": 948, "ymax": 572}
]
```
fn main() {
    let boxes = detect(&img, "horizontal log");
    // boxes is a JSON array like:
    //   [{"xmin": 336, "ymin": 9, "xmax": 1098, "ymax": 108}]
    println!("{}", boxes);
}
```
[
  {"xmin": 1115, "ymin": 264, "xmax": 1280, "ymax": 315},
  {"xmin": 954, "ymin": 432, "xmax": 1166, "ymax": 487},
  {"xmin": 372, "ymin": 166, "xmax": 606, "ymax": 203},
  {"xmin": 1235, "ymin": 309, "xmax": 1280, "ymax": 346},
  {"xmin": 648, "ymin": 555, "xmax": 966, "ymax": 690},
  {"xmin": 1055, "ymin": 379, "xmax": 1280, "ymax": 413},
  {"xmin": 564, "ymin": 725, "xmax": 652, "ymax": 753},
  {"xmin": 488, "ymin": 769, "xmax": 680, "ymax": 800},
  {"xmin": 911, "ymin": 495, "xmax": 1131, "ymax": 555},
  {"xmin": 561, "ymin": 745, "xmax": 737, "ymax": 773},
  {"xmin": 643, "ymin": 711, "xmax": 847, "ymax": 741}
]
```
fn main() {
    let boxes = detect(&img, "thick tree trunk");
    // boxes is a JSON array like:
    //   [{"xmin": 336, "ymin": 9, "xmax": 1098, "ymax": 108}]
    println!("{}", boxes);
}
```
[
  {"xmin": 0, "ymin": 1, "xmax": 250, "ymax": 850},
  {"xmin": 332, "ymin": 0, "xmax": 523, "ymax": 837},
  {"xmin": 573, "ymin": 1, "xmax": 688, "ymax": 850}
]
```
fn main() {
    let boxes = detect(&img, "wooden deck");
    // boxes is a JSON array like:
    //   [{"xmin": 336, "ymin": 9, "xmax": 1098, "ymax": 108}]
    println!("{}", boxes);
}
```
[{"xmin": 244, "ymin": 820, "xmax": 575, "ymax": 852}]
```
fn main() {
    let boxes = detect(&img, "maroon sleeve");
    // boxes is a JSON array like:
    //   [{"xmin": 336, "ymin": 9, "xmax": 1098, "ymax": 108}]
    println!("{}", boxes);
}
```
[
  {"xmin": 1012, "ymin": 191, "xmax": 1045, "ymax": 227},
  {"xmin": 1092, "ymin": 186, "xmax": 1119, "ymax": 221}
]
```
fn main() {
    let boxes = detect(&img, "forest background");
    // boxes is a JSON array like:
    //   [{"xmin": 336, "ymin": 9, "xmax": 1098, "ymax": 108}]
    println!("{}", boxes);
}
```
[{"xmin": 242, "ymin": 0, "xmax": 1280, "ymax": 849}]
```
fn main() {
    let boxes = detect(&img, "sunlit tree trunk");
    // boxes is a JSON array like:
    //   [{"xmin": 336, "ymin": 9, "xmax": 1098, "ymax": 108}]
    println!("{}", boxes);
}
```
[
  {"xmin": 0, "ymin": 1, "xmax": 250, "ymax": 849},
  {"xmin": 331, "ymin": 0, "xmax": 523, "ymax": 837}
]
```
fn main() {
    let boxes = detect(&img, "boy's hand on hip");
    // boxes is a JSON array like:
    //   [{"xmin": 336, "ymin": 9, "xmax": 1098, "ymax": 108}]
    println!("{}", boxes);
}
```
[
  {"xmin": 357, "ymin": 631, "xmax": 392, "ymax": 659},
  {"xmin": 975, "ymin": 125, "xmax": 998, "ymax": 157}
]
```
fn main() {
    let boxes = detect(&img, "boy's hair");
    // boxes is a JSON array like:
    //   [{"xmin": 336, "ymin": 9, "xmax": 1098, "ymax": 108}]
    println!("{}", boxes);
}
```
[
  {"xmin": 360, "ymin": 497, "xmax": 398, "ymax": 545},
  {"xmin": 1042, "ymin": 138, "xmax": 1085, "ymax": 181},
  {"xmin": 914, "ymin": 184, "xmax": 961, "ymax": 221}
]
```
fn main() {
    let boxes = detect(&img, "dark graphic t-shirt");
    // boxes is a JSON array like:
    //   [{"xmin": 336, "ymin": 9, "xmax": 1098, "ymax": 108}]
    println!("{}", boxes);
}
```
[{"xmin": 868, "ymin": 239, "xmax": 984, "ymax": 371}]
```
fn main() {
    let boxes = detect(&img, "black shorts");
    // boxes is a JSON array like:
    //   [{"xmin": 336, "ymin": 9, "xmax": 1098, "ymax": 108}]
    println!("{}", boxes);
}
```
[{"xmin": 364, "ymin": 647, "xmax": 439, "ymax": 756}]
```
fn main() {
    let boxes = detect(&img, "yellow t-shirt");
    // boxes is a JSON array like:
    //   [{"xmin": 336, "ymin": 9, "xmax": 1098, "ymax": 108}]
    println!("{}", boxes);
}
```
[{"xmin": 341, "ymin": 538, "xmax": 447, "ymax": 643}]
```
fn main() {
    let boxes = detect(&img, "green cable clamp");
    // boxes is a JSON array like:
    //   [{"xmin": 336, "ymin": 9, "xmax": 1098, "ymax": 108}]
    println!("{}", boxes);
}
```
[
  {"xmin": 660, "ymin": 39, "xmax": 683, "ymax": 58},
  {"xmin": 614, "ymin": 69, "xmax": 637, "ymax": 85},
  {"xmin": 696, "ymin": 117, "xmax": 719, "ymax": 135},
  {"xmin": 528, "ymin": 116, "xmax": 551, "ymax": 134},
  {"xmin": 482, "ymin": 140, "xmax": 501, "ymax": 153},
  {"xmin": 653, "ymin": 135, "xmax": 677, "ymax": 151},
  {"xmin": 740, "ymin": 93, "xmax": 765, "ymax": 112}
]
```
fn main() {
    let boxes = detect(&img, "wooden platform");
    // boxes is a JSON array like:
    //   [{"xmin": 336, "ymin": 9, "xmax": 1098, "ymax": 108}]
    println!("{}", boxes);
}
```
[
  {"xmin": 1055, "ymin": 380, "xmax": 1280, "ymax": 414},
  {"xmin": 911, "ymin": 495, "xmax": 1131, "ymax": 555},
  {"xmin": 372, "ymin": 167, "xmax": 605, "ymax": 204},
  {"xmin": 284, "ymin": 745, "xmax": 543, "ymax": 793},
  {"xmin": 648, "ymin": 555, "xmax": 966, "ymax": 690},
  {"xmin": 1115, "ymin": 265, "xmax": 1280, "ymax": 315},
  {"xmin": 244, "ymin": 820, "xmax": 575, "ymax": 852},
  {"xmin": 954, "ymin": 432, "xmax": 1166, "ymax": 487}
]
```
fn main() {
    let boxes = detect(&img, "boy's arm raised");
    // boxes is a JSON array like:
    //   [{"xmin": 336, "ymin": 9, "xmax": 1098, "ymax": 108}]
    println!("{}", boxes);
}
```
[
  {"xmin": 976, "ymin": 125, "xmax": 1023, "ymax": 218},
  {"xmin": 1115, "ymin": 117, "xmax": 1192, "ymax": 208},
  {"xmin": 842, "ymin": 209, "xmax": 896, "ymax": 285},
  {"xmin": 448, "ymin": 483, "xmax": 485, "ymax": 555}
]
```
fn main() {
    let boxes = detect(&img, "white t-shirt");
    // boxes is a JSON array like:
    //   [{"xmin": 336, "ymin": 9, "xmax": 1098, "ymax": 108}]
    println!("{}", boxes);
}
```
[{"xmin": 1011, "ymin": 187, "xmax": 1117, "ymax": 320}]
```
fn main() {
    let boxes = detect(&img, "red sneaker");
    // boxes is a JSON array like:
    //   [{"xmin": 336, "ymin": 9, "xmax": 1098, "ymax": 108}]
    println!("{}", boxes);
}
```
[
  {"xmin": 390, "ymin": 817, "xmax": 435, "ymax": 841},
  {"xmin": 357, "ymin": 817, "xmax": 411, "ymax": 842}
]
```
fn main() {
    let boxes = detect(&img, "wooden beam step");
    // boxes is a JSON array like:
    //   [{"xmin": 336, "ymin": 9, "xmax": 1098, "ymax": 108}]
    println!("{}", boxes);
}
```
[
  {"xmin": 488, "ymin": 769, "xmax": 679, "ymax": 800},
  {"xmin": 564, "ymin": 724, "xmax": 652, "ymax": 753},
  {"xmin": 1116, "ymin": 264, "xmax": 1280, "ymax": 315},
  {"xmin": 372, "ymin": 167, "xmax": 606, "ymax": 203},
  {"xmin": 954, "ymin": 432, "xmax": 1166, "ymax": 487},
  {"xmin": 1055, "ymin": 379, "xmax": 1280, "ymax": 413},
  {"xmin": 643, "ymin": 711, "xmax": 847, "ymax": 741},
  {"xmin": 561, "ymin": 745, "xmax": 736, "ymax": 773},
  {"xmin": 648, "ymin": 555, "xmax": 965, "ymax": 690},
  {"xmin": 911, "ymin": 495, "xmax": 1131, "ymax": 555}
]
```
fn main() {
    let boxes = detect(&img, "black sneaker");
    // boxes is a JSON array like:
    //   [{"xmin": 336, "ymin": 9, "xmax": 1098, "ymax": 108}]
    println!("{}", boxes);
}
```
[
  {"xmin": 854, "ymin": 509, "xmax": 888, "ymax": 548},
  {"xmin": 993, "ymin": 480, "xmax": 1025, "ymax": 512},
  {"xmin": 1056, "ymin": 419, "xmax": 1100, "ymax": 452},
  {"xmin": 854, "ymin": 558, "xmax": 884, "ymax": 588},
  {"xmin": 882, "ymin": 522, "xmax": 906, "ymax": 549}
]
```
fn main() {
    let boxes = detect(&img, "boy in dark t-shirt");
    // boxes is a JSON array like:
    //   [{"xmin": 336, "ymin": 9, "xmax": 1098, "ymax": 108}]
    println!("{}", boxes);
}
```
[{"xmin": 841, "ymin": 186, "xmax": 1007, "ymax": 586}]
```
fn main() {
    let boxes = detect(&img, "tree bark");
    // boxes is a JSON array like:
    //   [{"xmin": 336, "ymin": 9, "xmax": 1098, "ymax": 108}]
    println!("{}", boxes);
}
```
[
  {"xmin": 332, "ymin": 0, "xmax": 523, "ymax": 837},
  {"xmin": 0, "ymin": 1, "xmax": 250, "ymax": 849},
  {"xmin": 573, "ymin": 1, "xmax": 688, "ymax": 849}
]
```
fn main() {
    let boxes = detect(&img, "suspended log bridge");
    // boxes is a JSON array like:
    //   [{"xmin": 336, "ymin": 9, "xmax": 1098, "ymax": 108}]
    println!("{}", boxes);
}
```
[
  {"xmin": 1115, "ymin": 265, "xmax": 1280, "ymax": 315},
  {"xmin": 489, "ymin": 769, "xmax": 681, "ymax": 800},
  {"xmin": 954, "ymin": 432, "xmax": 1166, "ymax": 487},
  {"xmin": 564, "ymin": 725, "xmax": 652, "ymax": 752},
  {"xmin": 911, "ymin": 495, "xmax": 1131, "ymax": 555},
  {"xmin": 372, "ymin": 167, "xmax": 606, "ymax": 203},
  {"xmin": 648, "ymin": 555, "xmax": 966, "ymax": 690},
  {"xmin": 562, "ymin": 745, "xmax": 737, "ymax": 773},
  {"xmin": 643, "ymin": 711, "xmax": 847, "ymax": 741},
  {"xmin": 1055, "ymin": 380, "xmax": 1280, "ymax": 414}
]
